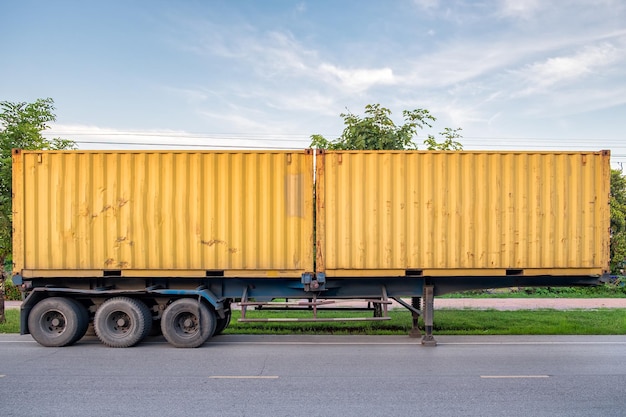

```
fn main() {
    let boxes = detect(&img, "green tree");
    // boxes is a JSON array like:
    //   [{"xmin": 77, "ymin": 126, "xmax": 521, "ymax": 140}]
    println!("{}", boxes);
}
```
[
  {"xmin": 0, "ymin": 98, "xmax": 75, "ymax": 322},
  {"xmin": 310, "ymin": 103, "xmax": 463, "ymax": 150},
  {"xmin": 610, "ymin": 169, "xmax": 626, "ymax": 275}
]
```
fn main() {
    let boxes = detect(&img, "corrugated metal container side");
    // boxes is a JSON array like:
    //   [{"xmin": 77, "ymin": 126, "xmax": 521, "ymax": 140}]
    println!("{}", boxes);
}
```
[
  {"xmin": 317, "ymin": 150, "xmax": 611, "ymax": 277},
  {"xmin": 12, "ymin": 150, "xmax": 314, "ymax": 278}
]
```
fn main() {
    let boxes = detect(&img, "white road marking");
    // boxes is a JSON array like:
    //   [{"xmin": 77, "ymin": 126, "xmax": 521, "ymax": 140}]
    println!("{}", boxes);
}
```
[
  {"xmin": 480, "ymin": 375, "xmax": 550, "ymax": 379},
  {"xmin": 209, "ymin": 376, "xmax": 279, "ymax": 379}
]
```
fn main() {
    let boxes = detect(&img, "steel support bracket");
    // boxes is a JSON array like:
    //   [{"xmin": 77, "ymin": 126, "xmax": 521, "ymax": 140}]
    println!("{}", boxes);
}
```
[
  {"xmin": 421, "ymin": 285, "xmax": 437, "ymax": 346},
  {"xmin": 302, "ymin": 272, "xmax": 326, "ymax": 292}
]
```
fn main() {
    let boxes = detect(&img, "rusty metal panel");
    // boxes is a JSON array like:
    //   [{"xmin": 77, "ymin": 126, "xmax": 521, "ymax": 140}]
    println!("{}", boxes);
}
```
[
  {"xmin": 317, "ymin": 150, "xmax": 611, "ymax": 277},
  {"xmin": 12, "ymin": 150, "xmax": 314, "ymax": 277}
]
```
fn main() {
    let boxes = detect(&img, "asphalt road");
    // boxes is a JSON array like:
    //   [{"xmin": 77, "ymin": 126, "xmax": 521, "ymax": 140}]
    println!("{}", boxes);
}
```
[{"xmin": 1, "ymin": 334, "xmax": 625, "ymax": 417}]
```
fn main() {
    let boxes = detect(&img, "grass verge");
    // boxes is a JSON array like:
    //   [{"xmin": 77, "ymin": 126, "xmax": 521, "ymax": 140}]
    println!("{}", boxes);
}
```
[
  {"xmin": 2, "ymin": 308, "xmax": 625, "ymax": 336},
  {"xmin": 0, "ymin": 310, "xmax": 19, "ymax": 333},
  {"xmin": 221, "ymin": 309, "xmax": 626, "ymax": 336}
]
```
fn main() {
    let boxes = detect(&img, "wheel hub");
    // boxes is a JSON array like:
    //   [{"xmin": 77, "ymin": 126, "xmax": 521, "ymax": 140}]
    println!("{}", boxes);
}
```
[
  {"xmin": 177, "ymin": 313, "xmax": 198, "ymax": 334},
  {"xmin": 109, "ymin": 312, "xmax": 131, "ymax": 334},
  {"xmin": 42, "ymin": 311, "xmax": 66, "ymax": 334}
]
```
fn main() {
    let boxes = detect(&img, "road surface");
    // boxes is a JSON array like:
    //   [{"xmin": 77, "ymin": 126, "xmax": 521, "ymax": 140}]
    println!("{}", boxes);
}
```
[{"xmin": 1, "ymin": 334, "xmax": 625, "ymax": 417}]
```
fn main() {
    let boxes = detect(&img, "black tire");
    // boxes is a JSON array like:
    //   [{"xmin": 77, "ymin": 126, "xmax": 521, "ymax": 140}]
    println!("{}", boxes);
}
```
[
  {"xmin": 148, "ymin": 319, "xmax": 163, "ymax": 337},
  {"xmin": 214, "ymin": 310, "xmax": 232, "ymax": 336},
  {"xmin": 66, "ymin": 298, "xmax": 90, "ymax": 345},
  {"xmin": 94, "ymin": 297, "xmax": 153, "ymax": 348},
  {"xmin": 161, "ymin": 298, "xmax": 216, "ymax": 348},
  {"xmin": 28, "ymin": 297, "xmax": 86, "ymax": 347}
]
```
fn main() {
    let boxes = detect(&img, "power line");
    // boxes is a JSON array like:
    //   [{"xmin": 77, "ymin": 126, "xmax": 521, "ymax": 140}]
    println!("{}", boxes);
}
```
[
  {"xmin": 46, "ymin": 130, "xmax": 624, "ymax": 143},
  {"xmin": 69, "ymin": 139, "xmax": 626, "ymax": 158},
  {"xmin": 461, "ymin": 135, "xmax": 624, "ymax": 142},
  {"xmin": 72, "ymin": 140, "xmax": 302, "ymax": 150},
  {"xmin": 45, "ymin": 131, "xmax": 625, "ymax": 161},
  {"xmin": 47, "ymin": 134, "xmax": 625, "ymax": 153}
]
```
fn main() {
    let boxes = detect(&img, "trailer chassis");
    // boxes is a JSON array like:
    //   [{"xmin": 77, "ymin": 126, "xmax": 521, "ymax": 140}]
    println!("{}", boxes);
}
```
[{"xmin": 14, "ymin": 273, "xmax": 603, "ymax": 348}]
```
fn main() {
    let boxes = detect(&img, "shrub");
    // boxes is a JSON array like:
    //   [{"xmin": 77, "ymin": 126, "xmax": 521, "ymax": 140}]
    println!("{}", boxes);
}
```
[{"xmin": 2, "ymin": 278, "xmax": 22, "ymax": 301}]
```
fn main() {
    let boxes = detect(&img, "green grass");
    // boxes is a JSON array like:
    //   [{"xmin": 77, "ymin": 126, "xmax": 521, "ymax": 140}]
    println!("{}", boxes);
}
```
[
  {"xmin": 2, "ymin": 306, "xmax": 625, "ymax": 336},
  {"xmin": 0, "ymin": 310, "xmax": 20, "ymax": 334},
  {"xmin": 222, "ymin": 308, "xmax": 626, "ymax": 336},
  {"xmin": 431, "ymin": 309, "xmax": 626, "ymax": 335}
]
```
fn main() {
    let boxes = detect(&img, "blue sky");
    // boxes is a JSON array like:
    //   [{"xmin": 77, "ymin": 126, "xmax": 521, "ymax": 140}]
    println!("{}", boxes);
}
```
[{"xmin": 1, "ymin": 0, "xmax": 625, "ymax": 166}]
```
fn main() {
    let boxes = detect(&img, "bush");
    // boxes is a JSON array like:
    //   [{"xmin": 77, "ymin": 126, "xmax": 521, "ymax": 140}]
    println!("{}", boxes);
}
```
[
  {"xmin": 2, "ymin": 278, "xmax": 22, "ymax": 301},
  {"xmin": 445, "ymin": 283, "xmax": 626, "ymax": 298}
]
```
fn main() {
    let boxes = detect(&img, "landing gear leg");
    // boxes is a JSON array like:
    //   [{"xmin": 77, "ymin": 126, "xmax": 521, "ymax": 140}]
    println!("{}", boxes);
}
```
[
  {"xmin": 421, "ymin": 285, "xmax": 437, "ymax": 346},
  {"xmin": 409, "ymin": 297, "xmax": 421, "ymax": 338},
  {"xmin": 390, "ymin": 296, "xmax": 421, "ymax": 338}
]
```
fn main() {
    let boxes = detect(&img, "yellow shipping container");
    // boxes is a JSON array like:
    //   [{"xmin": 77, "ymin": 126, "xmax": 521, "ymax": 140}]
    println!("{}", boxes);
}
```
[
  {"xmin": 12, "ymin": 150, "xmax": 314, "ymax": 278},
  {"xmin": 316, "ymin": 150, "xmax": 611, "ymax": 277}
]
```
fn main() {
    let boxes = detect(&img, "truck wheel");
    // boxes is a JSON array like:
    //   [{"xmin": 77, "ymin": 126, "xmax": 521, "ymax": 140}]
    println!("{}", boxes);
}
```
[
  {"xmin": 214, "ymin": 310, "xmax": 232, "ymax": 336},
  {"xmin": 213, "ymin": 299, "xmax": 232, "ymax": 336},
  {"xmin": 94, "ymin": 297, "xmax": 152, "ymax": 348},
  {"xmin": 161, "ymin": 298, "xmax": 216, "ymax": 348},
  {"xmin": 67, "ymin": 299, "xmax": 90, "ymax": 344},
  {"xmin": 28, "ymin": 297, "xmax": 88, "ymax": 347}
]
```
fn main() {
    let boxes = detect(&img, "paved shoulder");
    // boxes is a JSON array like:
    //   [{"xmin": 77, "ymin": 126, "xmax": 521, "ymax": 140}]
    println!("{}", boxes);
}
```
[{"xmin": 433, "ymin": 298, "xmax": 626, "ymax": 310}]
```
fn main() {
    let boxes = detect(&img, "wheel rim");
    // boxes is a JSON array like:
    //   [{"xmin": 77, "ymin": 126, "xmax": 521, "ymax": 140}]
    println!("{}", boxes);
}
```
[
  {"xmin": 104, "ymin": 311, "xmax": 133, "ymax": 338},
  {"xmin": 39, "ymin": 310, "xmax": 67, "ymax": 336},
  {"xmin": 173, "ymin": 312, "xmax": 199, "ymax": 337}
]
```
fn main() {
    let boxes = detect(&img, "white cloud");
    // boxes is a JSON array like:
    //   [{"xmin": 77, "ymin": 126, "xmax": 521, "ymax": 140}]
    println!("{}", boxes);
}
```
[
  {"xmin": 513, "ymin": 43, "xmax": 620, "ymax": 95},
  {"xmin": 413, "ymin": 0, "xmax": 439, "ymax": 10},
  {"xmin": 318, "ymin": 64, "xmax": 396, "ymax": 92},
  {"xmin": 295, "ymin": 2, "xmax": 306, "ymax": 14},
  {"xmin": 44, "ymin": 124, "xmax": 199, "ymax": 149},
  {"xmin": 197, "ymin": 110, "xmax": 275, "ymax": 133},
  {"xmin": 233, "ymin": 31, "xmax": 396, "ymax": 94},
  {"xmin": 177, "ymin": 20, "xmax": 401, "ymax": 96},
  {"xmin": 251, "ymin": 31, "xmax": 312, "ymax": 73},
  {"xmin": 45, "ymin": 123, "xmax": 306, "ymax": 150},
  {"xmin": 398, "ymin": 24, "xmax": 626, "ymax": 96},
  {"xmin": 158, "ymin": 3, "xmax": 626, "ymax": 154},
  {"xmin": 497, "ymin": 0, "xmax": 542, "ymax": 19}
]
